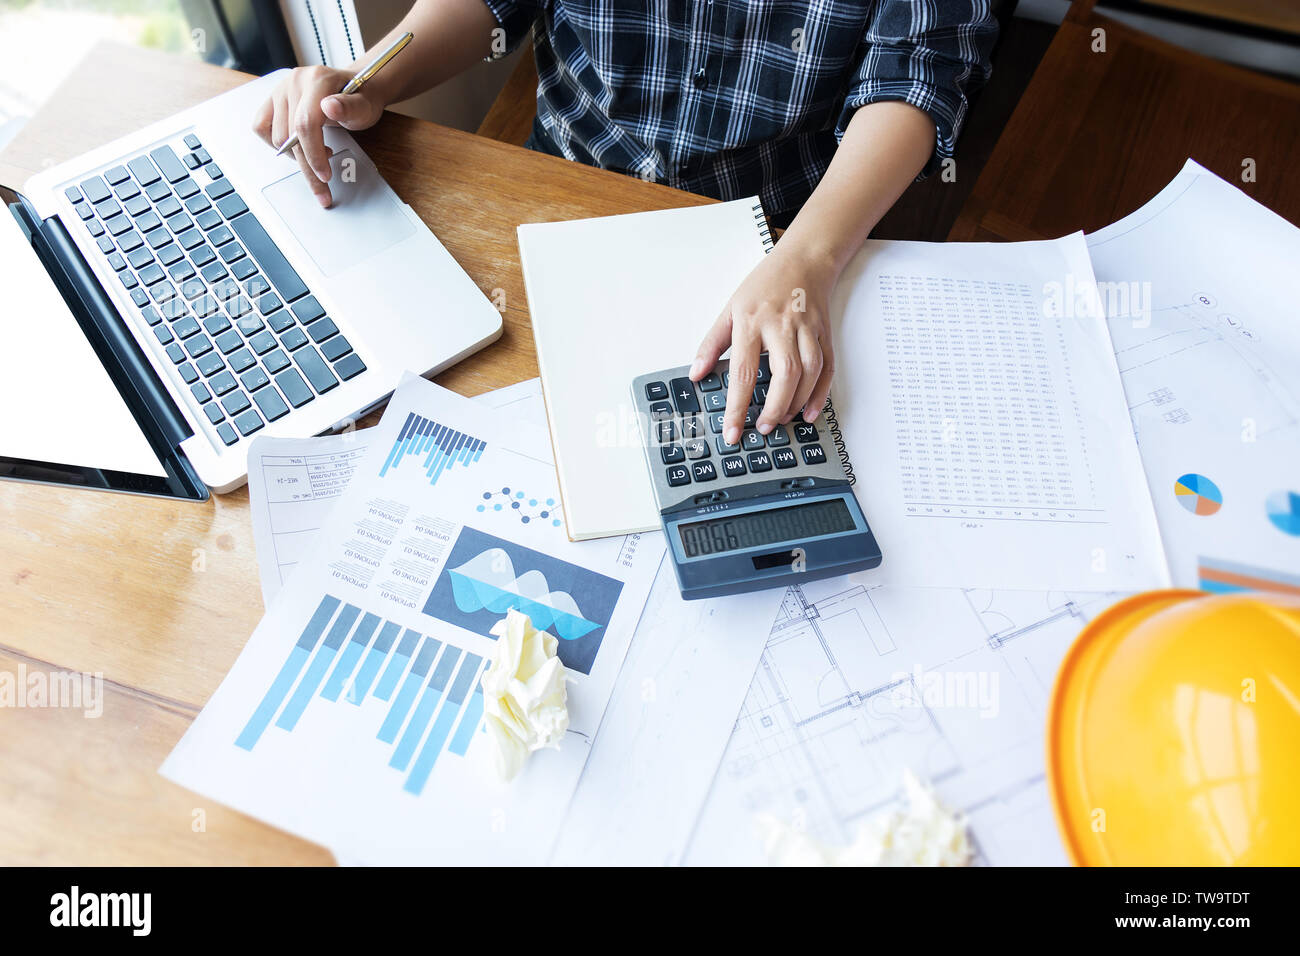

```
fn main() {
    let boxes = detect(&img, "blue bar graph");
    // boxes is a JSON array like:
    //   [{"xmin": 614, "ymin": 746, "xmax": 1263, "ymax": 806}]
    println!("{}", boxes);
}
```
[
  {"xmin": 236, "ymin": 594, "xmax": 491, "ymax": 796},
  {"xmin": 379, "ymin": 412, "xmax": 486, "ymax": 484},
  {"xmin": 321, "ymin": 612, "xmax": 381, "ymax": 701},
  {"xmin": 406, "ymin": 652, "xmax": 484, "ymax": 794}
]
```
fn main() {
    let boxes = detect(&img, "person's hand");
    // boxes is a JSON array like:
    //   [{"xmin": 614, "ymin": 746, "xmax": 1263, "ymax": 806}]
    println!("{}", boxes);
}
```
[
  {"xmin": 251, "ymin": 66, "xmax": 386, "ymax": 208},
  {"xmin": 690, "ymin": 246, "xmax": 837, "ymax": 446}
]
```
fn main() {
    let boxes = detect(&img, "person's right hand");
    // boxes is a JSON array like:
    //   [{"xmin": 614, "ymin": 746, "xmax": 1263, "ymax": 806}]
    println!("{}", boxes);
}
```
[{"xmin": 251, "ymin": 66, "xmax": 387, "ymax": 208}]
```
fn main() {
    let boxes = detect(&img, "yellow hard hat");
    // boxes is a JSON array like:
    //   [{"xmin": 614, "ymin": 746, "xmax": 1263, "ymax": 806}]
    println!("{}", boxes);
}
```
[{"xmin": 1047, "ymin": 589, "xmax": 1300, "ymax": 865}]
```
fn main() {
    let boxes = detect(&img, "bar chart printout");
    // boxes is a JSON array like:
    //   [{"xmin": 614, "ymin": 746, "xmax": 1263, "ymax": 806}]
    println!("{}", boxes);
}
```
[
  {"xmin": 236, "ymin": 594, "xmax": 487, "ymax": 796},
  {"xmin": 380, "ymin": 412, "xmax": 487, "ymax": 485}
]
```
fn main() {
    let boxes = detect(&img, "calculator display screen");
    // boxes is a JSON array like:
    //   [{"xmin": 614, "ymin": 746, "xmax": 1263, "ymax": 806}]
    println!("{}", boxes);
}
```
[{"xmin": 677, "ymin": 499, "xmax": 855, "ymax": 558}]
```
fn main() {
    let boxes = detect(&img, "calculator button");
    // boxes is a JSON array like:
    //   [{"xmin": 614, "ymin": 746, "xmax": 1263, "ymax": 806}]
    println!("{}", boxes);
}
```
[
  {"xmin": 772, "ymin": 447, "xmax": 798, "ymax": 469},
  {"xmin": 794, "ymin": 422, "xmax": 819, "ymax": 443},
  {"xmin": 722, "ymin": 371, "xmax": 729, "ymax": 386},
  {"xmin": 691, "ymin": 461, "xmax": 717, "ymax": 482},
  {"xmin": 741, "ymin": 430, "xmax": 765, "ymax": 452},
  {"xmin": 703, "ymin": 390, "xmax": 726, "ymax": 412},
  {"xmin": 683, "ymin": 438, "xmax": 710, "ymax": 459},
  {"xmin": 743, "ymin": 405, "xmax": 759, "ymax": 427},
  {"xmin": 698, "ymin": 372, "xmax": 723, "ymax": 392},
  {"xmin": 721, "ymin": 456, "xmax": 747, "ymax": 478},
  {"xmin": 661, "ymin": 443, "xmax": 685, "ymax": 464},
  {"xmin": 670, "ymin": 377, "xmax": 700, "ymax": 414},
  {"xmin": 645, "ymin": 381, "xmax": 669, "ymax": 401},
  {"xmin": 755, "ymin": 353, "xmax": 771, "ymax": 383},
  {"xmin": 666, "ymin": 465, "xmax": 691, "ymax": 487},
  {"xmin": 649, "ymin": 401, "xmax": 673, "ymax": 419},
  {"xmin": 753, "ymin": 383, "xmax": 768, "ymax": 406},
  {"xmin": 801, "ymin": 444, "xmax": 828, "ymax": 465},
  {"xmin": 747, "ymin": 451, "xmax": 773, "ymax": 472},
  {"xmin": 655, "ymin": 420, "xmax": 677, "ymax": 443},
  {"xmin": 680, "ymin": 416, "xmax": 703, "ymax": 439},
  {"xmin": 767, "ymin": 426, "xmax": 790, "ymax": 447},
  {"xmin": 708, "ymin": 412, "xmax": 725, "ymax": 434},
  {"xmin": 716, "ymin": 435, "xmax": 740, "ymax": 454}
]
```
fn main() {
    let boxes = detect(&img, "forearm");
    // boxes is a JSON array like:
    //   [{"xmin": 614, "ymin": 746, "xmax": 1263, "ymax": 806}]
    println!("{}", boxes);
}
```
[
  {"xmin": 348, "ymin": 0, "xmax": 502, "ymax": 107},
  {"xmin": 778, "ymin": 101, "xmax": 935, "ymax": 282}
]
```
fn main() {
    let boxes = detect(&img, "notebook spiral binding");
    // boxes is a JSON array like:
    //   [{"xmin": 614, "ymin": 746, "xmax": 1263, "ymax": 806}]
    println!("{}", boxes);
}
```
[
  {"xmin": 752, "ymin": 202, "xmax": 776, "ymax": 254},
  {"xmin": 822, "ymin": 398, "xmax": 855, "ymax": 486}
]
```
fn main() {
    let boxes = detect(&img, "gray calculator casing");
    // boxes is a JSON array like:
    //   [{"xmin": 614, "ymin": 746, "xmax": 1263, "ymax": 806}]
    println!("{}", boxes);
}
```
[{"xmin": 632, "ymin": 358, "xmax": 882, "ymax": 600}]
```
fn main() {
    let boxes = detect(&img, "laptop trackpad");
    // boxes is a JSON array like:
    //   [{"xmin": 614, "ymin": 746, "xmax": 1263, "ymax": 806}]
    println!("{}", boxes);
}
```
[{"xmin": 262, "ymin": 149, "xmax": 415, "ymax": 277}]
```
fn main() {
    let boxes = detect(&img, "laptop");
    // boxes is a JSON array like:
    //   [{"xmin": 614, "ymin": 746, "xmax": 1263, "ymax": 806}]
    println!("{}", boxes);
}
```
[{"xmin": 2, "ymin": 70, "xmax": 502, "ymax": 501}]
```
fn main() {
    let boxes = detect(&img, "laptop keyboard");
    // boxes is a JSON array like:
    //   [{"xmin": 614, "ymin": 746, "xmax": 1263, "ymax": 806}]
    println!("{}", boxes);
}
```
[{"xmin": 62, "ymin": 133, "xmax": 366, "ymax": 448}]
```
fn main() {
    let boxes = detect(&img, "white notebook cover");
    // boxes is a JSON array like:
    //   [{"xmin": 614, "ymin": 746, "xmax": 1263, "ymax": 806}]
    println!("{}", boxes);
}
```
[{"xmin": 518, "ymin": 198, "xmax": 771, "ymax": 540}]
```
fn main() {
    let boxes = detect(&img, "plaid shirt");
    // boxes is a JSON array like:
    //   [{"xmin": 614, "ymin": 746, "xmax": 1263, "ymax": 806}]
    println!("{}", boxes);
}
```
[{"xmin": 483, "ymin": 0, "xmax": 998, "ymax": 217}]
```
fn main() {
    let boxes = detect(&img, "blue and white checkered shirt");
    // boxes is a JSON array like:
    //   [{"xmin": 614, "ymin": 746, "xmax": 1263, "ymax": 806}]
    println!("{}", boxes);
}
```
[{"xmin": 483, "ymin": 0, "xmax": 998, "ymax": 217}]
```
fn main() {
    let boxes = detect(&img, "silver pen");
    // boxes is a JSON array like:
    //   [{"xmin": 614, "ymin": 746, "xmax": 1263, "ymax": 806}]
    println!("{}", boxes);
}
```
[{"xmin": 275, "ymin": 31, "xmax": 414, "ymax": 157}]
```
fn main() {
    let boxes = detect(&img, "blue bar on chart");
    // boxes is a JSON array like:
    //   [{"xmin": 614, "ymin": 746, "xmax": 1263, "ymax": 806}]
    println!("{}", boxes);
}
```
[
  {"xmin": 405, "ymin": 652, "xmax": 484, "ymax": 795},
  {"xmin": 348, "ymin": 621, "xmax": 402, "ymax": 704},
  {"xmin": 390, "ymin": 645, "xmax": 462, "ymax": 771},
  {"xmin": 321, "ymin": 612, "xmax": 381, "ymax": 701},
  {"xmin": 374, "ymin": 629, "xmax": 421, "ymax": 701},
  {"xmin": 378, "ymin": 638, "xmax": 442, "ymax": 743},
  {"xmin": 276, "ymin": 603, "xmax": 361, "ymax": 731},
  {"xmin": 448, "ymin": 683, "xmax": 485, "ymax": 756},
  {"xmin": 378, "ymin": 412, "xmax": 486, "ymax": 484},
  {"xmin": 235, "ymin": 595, "xmax": 341, "ymax": 751}
]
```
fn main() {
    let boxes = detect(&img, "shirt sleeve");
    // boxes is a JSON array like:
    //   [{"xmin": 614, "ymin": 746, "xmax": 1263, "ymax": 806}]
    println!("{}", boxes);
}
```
[
  {"xmin": 836, "ymin": 0, "xmax": 999, "ymax": 177},
  {"xmin": 480, "ymin": 0, "xmax": 545, "ymax": 59}
]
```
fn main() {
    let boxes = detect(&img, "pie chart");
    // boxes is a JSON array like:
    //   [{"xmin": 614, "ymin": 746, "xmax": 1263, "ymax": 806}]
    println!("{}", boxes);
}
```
[
  {"xmin": 1174, "ymin": 473, "xmax": 1222, "ymax": 516},
  {"xmin": 1265, "ymin": 489, "xmax": 1300, "ymax": 536}
]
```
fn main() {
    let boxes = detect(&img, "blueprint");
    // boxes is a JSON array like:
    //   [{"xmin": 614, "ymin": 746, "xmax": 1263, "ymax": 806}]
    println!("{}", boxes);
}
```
[{"xmin": 685, "ymin": 576, "xmax": 1124, "ymax": 866}]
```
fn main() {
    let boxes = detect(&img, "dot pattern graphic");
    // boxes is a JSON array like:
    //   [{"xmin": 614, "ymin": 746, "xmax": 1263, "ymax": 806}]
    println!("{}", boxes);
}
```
[{"xmin": 476, "ymin": 487, "xmax": 562, "ymax": 526}]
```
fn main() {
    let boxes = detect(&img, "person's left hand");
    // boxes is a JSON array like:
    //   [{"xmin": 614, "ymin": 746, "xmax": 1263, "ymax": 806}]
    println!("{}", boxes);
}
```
[{"xmin": 690, "ymin": 245, "xmax": 837, "ymax": 447}]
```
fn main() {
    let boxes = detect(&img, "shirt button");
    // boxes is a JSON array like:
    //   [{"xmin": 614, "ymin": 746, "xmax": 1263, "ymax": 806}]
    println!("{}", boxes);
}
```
[{"xmin": 692, "ymin": 67, "xmax": 707, "ymax": 89}]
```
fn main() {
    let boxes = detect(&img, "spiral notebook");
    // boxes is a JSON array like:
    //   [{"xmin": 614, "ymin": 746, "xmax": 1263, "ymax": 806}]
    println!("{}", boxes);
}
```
[{"xmin": 518, "ymin": 198, "xmax": 850, "ymax": 540}]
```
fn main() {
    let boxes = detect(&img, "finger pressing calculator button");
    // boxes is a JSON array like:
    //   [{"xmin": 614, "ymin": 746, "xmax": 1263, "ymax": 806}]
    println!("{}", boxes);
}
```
[
  {"xmin": 794, "ymin": 422, "xmax": 819, "ymax": 443},
  {"xmin": 698, "ymin": 372, "xmax": 723, "ymax": 392},
  {"xmin": 703, "ymin": 390, "xmax": 726, "ymax": 412},
  {"xmin": 755, "ymin": 353, "xmax": 771, "ymax": 383},
  {"xmin": 741, "ymin": 430, "xmax": 765, "ymax": 452},
  {"xmin": 708, "ymin": 412, "xmax": 725, "ymax": 434},
  {"xmin": 645, "ymin": 381, "xmax": 669, "ymax": 401},
  {"xmin": 748, "ymin": 451, "xmax": 772, "ymax": 472},
  {"xmin": 691, "ymin": 461, "xmax": 717, "ymax": 482},
  {"xmin": 649, "ymin": 400, "xmax": 673, "ymax": 419},
  {"xmin": 767, "ymin": 426, "xmax": 790, "ymax": 447},
  {"xmin": 801, "ymin": 443, "xmax": 828, "ymax": 465},
  {"xmin": 670, "ymin": 377, "xmax": 700, "ymax": 414},
  {"xmin": 683, "ymin": 438, "xmax": 710, "ymax": 459},
  {"xmin": 716, "ymin": 435, "xmax": 740, "ymax": 454},
  {"xmin": 666, "ymin": 465, "xmax": 691, "ymax": 486},
  {"xmin": 772, "ymin": 447, "xmax": 798, "ymax": 469},
  {"xmin": 743, "ymin": 405, "xmax": 759, "ymax": 427},
  {"xmin": 753, "ymin": 383, "xmax": 768, "ymax": 406},
  {"xmin": 721, "ymin": 456, "xmax": 747, "ymax": 478},
  {"xmin": 681, "ymin": 416, "xmax": 703, "ymax": 439},
  {"xmin": 655, "ymin": 420, "xmax": 677, "ymax": 443},
  {"xmin": 661, "ymin": 443, "xmax": 685, "ymax": 464}
]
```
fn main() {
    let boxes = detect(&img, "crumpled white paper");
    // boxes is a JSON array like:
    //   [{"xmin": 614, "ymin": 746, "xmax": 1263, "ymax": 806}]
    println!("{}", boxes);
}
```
[
  {"xmin": 756, "ymin": 770, "xmax": 972, "ymax": 866},
  {"xmin": 481, "ymin": 609, "xmax": 569, "ymax": 781}
]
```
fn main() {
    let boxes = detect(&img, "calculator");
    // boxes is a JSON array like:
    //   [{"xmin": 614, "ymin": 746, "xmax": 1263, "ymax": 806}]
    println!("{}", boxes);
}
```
[{"xmin": 632, "ymin": 355, "xmax": 882, "ymax": 600}]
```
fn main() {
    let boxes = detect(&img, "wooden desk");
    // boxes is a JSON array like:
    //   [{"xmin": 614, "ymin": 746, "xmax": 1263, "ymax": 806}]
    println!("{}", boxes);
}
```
[
  {"xmin": 0, "ymin": 42, "xmax": 710, "ymax": 865},
  {"xmin": 951, "ymin": 0, "xmax": 1300, "ymax": 241}
]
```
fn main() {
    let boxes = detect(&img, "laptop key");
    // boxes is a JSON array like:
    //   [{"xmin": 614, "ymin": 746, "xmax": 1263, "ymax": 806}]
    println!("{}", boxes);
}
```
[
  {"xmin": 222, "ymin": 390, "xmax": 251, "ymax": 416},
  {"xmin": 228, "ymin": 211, "xmax": 308, "ymax": 301},
  {"xmin": 184, "ymin": 133, "xmax": 201, "ymax": 150},
  {"xmin": 249, "ymin": 330, "xmax": 276, "ymax": 354},
  {"xmin": 268, "ymin": 310, "xmax": 294, "ymax": 333},
  {"xmin": 174, "ymin": 178, "xmax": 199, "ymax": 200},
  {"xmin": 107, "ymin": 252, "xmax": 127, "ymax": 272},
  {"xmin": 204, "ymin": 164, "xmax": 223, "ymax": 180},
  {"xmin": 104, "ymin": 165, "xmax": 130, "ymax": 185},
  {"xmin": 320, "ymin": 335, "xmax": 352, "ymax": 361},
  {"xmin": 203, "ymin": 314, "xmax": 231, "ymax": 336},
  {"xmin": 154, "ymin": 325, "xmax": 174, "ymax": 345},
  {"xmin": 230, "ymin": 258, "xmax": 257, "ymax": 281},
  {"xmin": 113, "ymin": 179, "xmax": 140, "ymax": 202},
  {"xmin": 200, "ymin": 261, "xmax": 227, "ymax": 283},
  {"xmin": 65, "ymin": 186, "xmax": 82, "ymax": 202},
  {"xmin": 117, "ymin": 230, "xmax": 143, "ymax": 253},
  {"xmin": 204, "ymin": 404, "xmax": 225, "ymax": 425},
  {"xmin": 146, "ymin": 227, "xmax": 171, "ymax": 249},
  {"xmin": 293, "ymin": 345, "xmax": 338, "ymax": 393},
  {"xmin": 137, "ymin": 263, "xmax": 164, "ymax": 285},
  {"xmin": 195, "ymin": 209, "xmax": 221, "ymax": 231},
  {"xmin": 236, "ymin": 314, "xmax": 264, "ymax": 336},
  {"xmin": 149, "ymin": 280, "xmax": 176, "ymax": 303},
  {"xmin": 191, "ymin": 244, "xmax": 215, "ymax": 267},
  {"xmin": 74, "ymin": 201, "xmax": 93, "ymax": 220},
  {"xmin": 94, "ymin": 197, "xmax": 121, "ymax": 219},
  {"xmin": 192, "ymin": 295, "xmax": 220, "ymax": 318},
  {"xmin": 240, "ymin": 367, "xmax": 269, "ymax": 392},
  {"xmin": 123, "ymin": 195, "xmax": 150, "ymax": 217},
  {"xmin": 263, "ymin": 348, "xmax": 289, "ymax": 373},
  {"xmin": 210, "ymin": 371, "xmax": 237, "ymax": 395},
  {"xmin": 156, "ymin": 243, "xmax": 184, "ymax": 266},
  {"xmin": 168, "ymin": 260, "xmax": 196, "ymax": 282},
  {"xmin": 149, "ymin": 145, "xmax": 189, "ymax": 183},
  {"xmin": 333, "ymin": 353, "xmax": 366, "ymax": 381},
  {"xmin": 194, "ymin": 147, "xmax": 211, "ymax": 164},
  {"xmin": 105, "ymin": 214, "xmax": 131, "ymax": 236},
  {"xmin": 305, "ymin": 317, "xmax": 337, "ymax": 342},
  {"xmin": 127, "ymin": 247, "xmax": 154, "ymax": 270},
  {"xmin": 191, "ymin": 382, "xmax": 211, "ymax": 404},
  {"xmin": 118, "ymin": 271, "xmax": 139, "ymax": 291},
  {"xmin": 172, "ymin": 316, "xmax": 200, "ymax": 339},
  {"xmin": 86, "ymin": 219, "xmax": 105, "ymax": 238},
  {"xmin": 177, "ymin": 362, "xmax": 198, "ymax": 384},
  {"xmin": 80, "ymin": 176, "xmax": 110, "ymax": 203},
  {"xmin": 215, "ymin": 330, "xmax": 242, "ymax": 354},
  {"xmin": 96, "ymin": 236, "xmax": 114, "ymax": 254},
  {"xmin": 141, "ymin": 306, "xmax": 162, "ymax": 327},
  {"xmin": 161, "ymin": 298, "xmax": 188, "ymax": 321},
  {"xmin": 206, "ymin": 178, "xmax": 235, "ymax": 200},
  {"xmin": 197, "ymin": 352, "xmax": 225, "ymax": 377},
  {"xmin": 228, "ymin": 348, "xmax": 256, "ymax": 373},
  {"xmin": 127, "ymin": 155, "xmax": 160, "ymax": 186},
  {"xmin": 257, "ymin": 293, "xmax": 281, "ymax": 315},
  {"xmin": 245, "ymin": 275, "xmax": 271, "ymax": 298},
  {"xmin": 186, "ymin": 194, "xmax": 212, "ymax": 215},
  {"xmin": 166, "ymin": 212, "xmax": 193, "ymax": 234},
  {"xmin": 275, "ymin": 368, "xmax": 313, "ymax": 407},
  {"xmin": 183, "ymin": 152, "xmax": 201, "ymax": 170},
  {"xmin": 178, "ymin": 228, "xmax": 204, "ymax": 251},
  {"xmin": 130, "ymin": 289, "xmax": 150, "ymax": 308},
  {"xmin": 165, "ymin": 343, "xmax": 185, "ymax": 364},
  {"xmin": 291, "ymin": 296, "xmax": 324, "ymax": 323},
  {"xmin": 185, "ymin": 334, "xmax": 214, "ymax": 358},
  {"xmin": 218, "ymin": 241, "xmax": 245, "ymax": 264},
  {"xmin": 228, "ymin": 295, "xmax": 252, "ymax": 318},
  {"xmin": 216, "ymin": 194, "xmax": 248, "ymax": 219},
  {"xmin": 208, "ymin": 225, "xmax": 232, "ymax": 246},
  {"xmin": 252, "ymin": 384, "xmax": 289, "ymax": 421},
  {"xmin": 280, "ymin": 327, "xmax": 308, "ymax": 351},
  {"xmin": 216, "ymin": 422, "xmax": 238, "ymax": 446},
  {"xmin": 234, "ymin": 408, "xmax": 264, "ymax": 436},
  {"xmin": 145, "ymin": 180, "xmax": 170, "ymax": 202}
]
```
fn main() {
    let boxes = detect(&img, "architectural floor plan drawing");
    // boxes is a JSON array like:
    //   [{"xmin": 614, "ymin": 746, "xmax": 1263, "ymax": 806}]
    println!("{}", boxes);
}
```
[{"xmin": 685, "ymin": 575, "xmax": 1125, "ymax": 866}]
